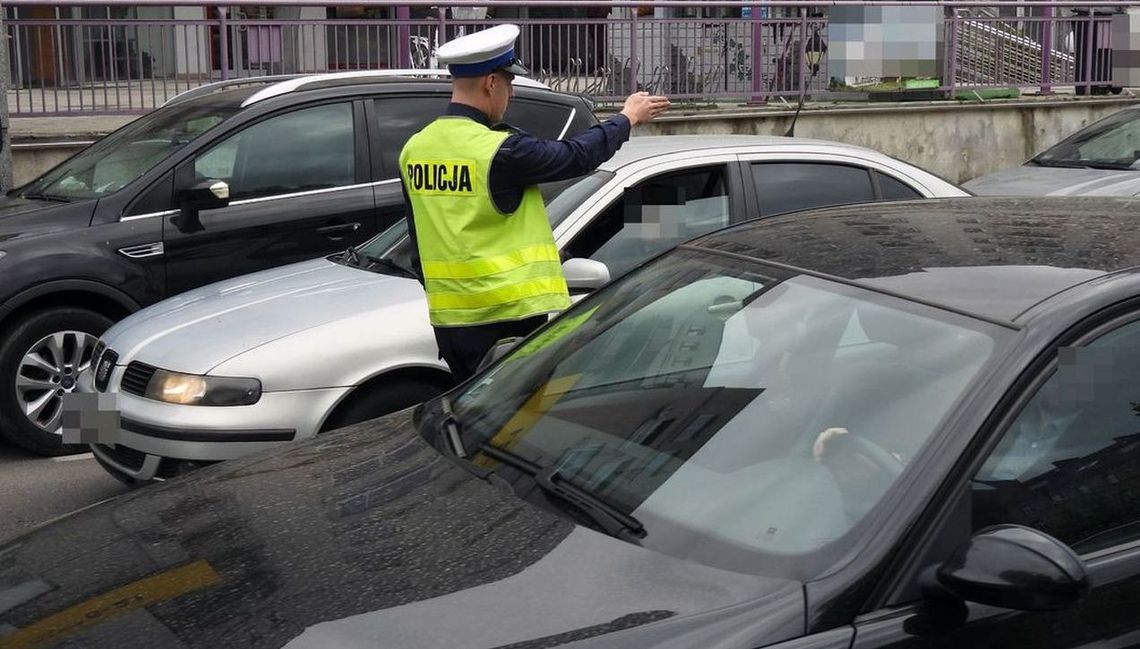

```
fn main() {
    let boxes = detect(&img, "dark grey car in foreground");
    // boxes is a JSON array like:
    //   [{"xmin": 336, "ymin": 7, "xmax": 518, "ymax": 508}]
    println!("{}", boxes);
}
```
[{"xmin": 3, "ymin": 197, "xmax": 1140, "ymax": 649}]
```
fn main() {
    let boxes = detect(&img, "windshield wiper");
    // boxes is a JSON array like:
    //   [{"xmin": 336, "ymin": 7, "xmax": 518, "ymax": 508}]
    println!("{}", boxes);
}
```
[
  {"xmin": 476, "ymin": 441, "xmax": 646, "ymax": 543},
  {"xmin": 362, "ymin": 253, "xmax": 417, "ymax": 279},
  {"xmin": 20, "ymin": 191, "xmax": 71, "ymax": 203},
  {"xmin": 341, "ymin": 246, "xmax": 361, "ymax": 265},
  {"xmin": 1030, "ymin": 159, "xmax": 1136, "ymax": 170}
]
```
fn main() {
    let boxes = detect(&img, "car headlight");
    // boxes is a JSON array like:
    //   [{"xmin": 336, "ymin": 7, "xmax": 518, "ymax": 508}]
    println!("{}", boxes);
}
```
[{"xmin": 145, "ymin": 369, "xmax": 262, "ymax": 406}]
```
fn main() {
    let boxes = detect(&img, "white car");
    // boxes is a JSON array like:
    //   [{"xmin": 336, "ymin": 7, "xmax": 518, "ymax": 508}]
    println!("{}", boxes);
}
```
[{"xmin": 84, "ymin": 135, "xmax": 966, "ymax": 484}]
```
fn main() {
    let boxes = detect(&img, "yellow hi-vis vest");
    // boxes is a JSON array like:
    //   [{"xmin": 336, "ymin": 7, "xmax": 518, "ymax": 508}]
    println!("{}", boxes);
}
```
[{"xmin": 399, "ymin": 117, "xmax": 571, "ymax": 327}]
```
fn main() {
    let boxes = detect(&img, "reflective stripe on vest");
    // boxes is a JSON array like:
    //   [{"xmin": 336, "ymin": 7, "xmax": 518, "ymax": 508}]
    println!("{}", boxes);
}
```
[{"xmin": 400, "ymin": 117, "xmax": 571, "ymax": 327}]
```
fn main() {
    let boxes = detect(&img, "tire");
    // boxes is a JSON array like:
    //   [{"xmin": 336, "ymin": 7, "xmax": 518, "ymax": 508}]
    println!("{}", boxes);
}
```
[
  {"xmin": 0, "ymin": 308, "xmax": 114, "ymax": 456},
  {"xmin": 320, "ymin": 379, "xmax": 446, "ymax": 434}
]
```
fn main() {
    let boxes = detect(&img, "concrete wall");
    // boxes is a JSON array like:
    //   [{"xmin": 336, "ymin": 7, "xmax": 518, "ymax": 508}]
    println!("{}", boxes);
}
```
[
  {"xmin": 637, "ymin": 96, "xmax": 1140, "ymax": 184},
  {"xmin": 10, "ymin": 96, "xmax": 1140, "ymax": 187}
]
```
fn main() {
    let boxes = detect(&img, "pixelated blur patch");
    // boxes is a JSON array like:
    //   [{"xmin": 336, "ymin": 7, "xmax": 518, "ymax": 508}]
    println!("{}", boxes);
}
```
[{"xmin": 61, "ymin": 392, "xmax": 120, "ymax": 445}]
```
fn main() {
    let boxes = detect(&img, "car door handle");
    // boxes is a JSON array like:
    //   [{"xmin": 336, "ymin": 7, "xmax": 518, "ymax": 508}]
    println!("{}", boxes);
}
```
[{"xmin": 317, "ymin": 222, "xmax": 361, "ymax": 235}]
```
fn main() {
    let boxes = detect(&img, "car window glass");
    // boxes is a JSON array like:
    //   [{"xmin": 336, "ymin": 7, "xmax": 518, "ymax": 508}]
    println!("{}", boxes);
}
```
[
  {"xmin": 564, "ymin": 165, "xmax": 730, "ymax": 278},
  {"xmin": 875, "ymin": 171, "xmax": 924, "ymax": 200},
  {"xmin": 453, "ymin": 250, "xmax": 1004, "ymax": 576},
  {"xmin": 20, "ymin": 102, "xmax": 237, "ymax": 202},
  {"xmin": 373, "ymin": 96, "xmax": 451, "ymax": 177},
  {"xmin": 503, "ymin": 98, "xmax": 573, "ymax": 139},
  {"xmin": 973, "ymin": 319, "xmax": 1140, "ymax": 555},
  {"xmin": 753, "ymin": 163, "xmax": 875, "ymax": 216},
  {"xmin": 373, "ymin": 96, "xmax": 574, "ymax": 178},
  {"xmin": 194, "ymin": 102, "xmax": 354, "ymax": 202}
]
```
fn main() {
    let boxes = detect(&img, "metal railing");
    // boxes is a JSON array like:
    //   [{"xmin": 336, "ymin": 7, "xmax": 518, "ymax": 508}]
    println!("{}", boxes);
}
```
[{"xmin": 1, "ymin": 2, "xmax": 1129, "ymax": 116}]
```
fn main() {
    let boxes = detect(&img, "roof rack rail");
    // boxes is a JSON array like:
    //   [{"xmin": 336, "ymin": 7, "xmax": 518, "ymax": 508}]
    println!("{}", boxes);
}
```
[
  {"xmin": 162, "ymin": 75, "xmax": 304, "ymax": 107},
  {"xmin": 240, "ymin": 69, "xmax": 550, "ymax": 107}
]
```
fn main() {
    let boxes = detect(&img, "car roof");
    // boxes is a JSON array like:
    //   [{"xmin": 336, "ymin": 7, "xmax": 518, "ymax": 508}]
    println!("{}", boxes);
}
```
[
  {"xmin": 164, "ymin": 70, "xmax": 551, "ymax": 109},
  {"xmin": 689, "ymin": 196, "xmax": 1140, "ymax": 323},
  {"xmin": 597, "ymin": 135, "xmax": 899, "ymax": 171}
]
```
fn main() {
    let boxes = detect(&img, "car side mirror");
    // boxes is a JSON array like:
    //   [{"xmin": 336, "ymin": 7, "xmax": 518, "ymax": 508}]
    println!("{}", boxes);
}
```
[
  {"xmin": 562, "ymin": 258, "xmax": 611, "ymax": 294},
  {"xmin": 923, "ymin": 524, "xmax": 1089, "ymax": 612},
  {"xmin": 176, "ymin": 180, "xmax": 230, "ymax": 233},
  {"xmin": 475, "ymin": 336, "xmax": 523, "ymax": 374}
]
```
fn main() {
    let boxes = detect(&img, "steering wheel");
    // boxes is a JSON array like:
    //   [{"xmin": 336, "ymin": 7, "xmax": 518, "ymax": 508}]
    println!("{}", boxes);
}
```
[
  {"xmin": 812, "ymin": 428, "xmax": 905, "ymax": 522},
  {"xmin": 830, "ymin": 433, "xmax": 905, "ymax": 481}
]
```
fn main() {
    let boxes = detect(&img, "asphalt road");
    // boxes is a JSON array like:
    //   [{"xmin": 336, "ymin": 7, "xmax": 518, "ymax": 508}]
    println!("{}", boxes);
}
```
[{"xmin": 0, "ymin": 443, "xmax": 130, "ymax": 544}]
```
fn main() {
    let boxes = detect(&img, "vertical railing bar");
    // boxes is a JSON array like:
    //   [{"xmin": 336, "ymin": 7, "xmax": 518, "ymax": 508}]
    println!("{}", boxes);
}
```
[
  {"xmin": 630, "ymin": 8, "xmax": 638, "ymax": 93},
  {"xmin": 219, "ymin": 9, "xmax": 229, "ymax": 81}
]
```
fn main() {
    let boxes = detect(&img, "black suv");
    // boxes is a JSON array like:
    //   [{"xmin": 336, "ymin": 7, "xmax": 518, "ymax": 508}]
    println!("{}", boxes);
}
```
[{"xmin": 0, "ymin": 72, "xmax": 598, "ymax": 455}]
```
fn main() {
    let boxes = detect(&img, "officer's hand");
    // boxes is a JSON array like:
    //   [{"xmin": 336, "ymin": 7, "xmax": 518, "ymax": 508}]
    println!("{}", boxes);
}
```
[{"xmin": 620, "ymin": 92, "xmax": 671, "ymax": 126}]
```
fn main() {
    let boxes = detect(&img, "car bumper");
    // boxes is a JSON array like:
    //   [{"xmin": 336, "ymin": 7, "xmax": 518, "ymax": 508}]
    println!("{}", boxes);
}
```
[{"xmin": 86, "ymin": 385, "xmax": 351, "ymax": 480}]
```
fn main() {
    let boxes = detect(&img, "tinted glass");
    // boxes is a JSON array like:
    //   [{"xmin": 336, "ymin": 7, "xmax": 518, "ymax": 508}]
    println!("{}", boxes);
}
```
[
  {"xmin": 20, "ymin": 101, "xmax": 238, "ymax": 202},
  {"xmin": 875, "ymin": 171, "xmax": 924, "ymax": 200},
  {"xmin": 1035, "ymin": 108, "xmax": 1140, "ymax": 169},
  {"xmin": 973, "ymin": 320, "xmax": 1140, "ymax": 555},
  {"xmin": 753, "ymin": 163, "xmax": 875, "ymax": 216},
  {"xmin": 194, "ymin": 102, "xmax": 355, "ymax": 201},
  {"xmin": 503, "ymin": 98, "xmax": 574, "ymax": 139},
  {"xmin": 447, "ymin": 249, "xmax": 1004, "ymax": 577},
  {"xmin": 374, "ymin": 96, "xmax": 450, "ymax": 177},
  {"xmin": 373, "ymin": 96, "xmax": 574, "ymax": 177},
  {"xmin": 565, "ymin": 166, "xmax": 730, "ymax": 277}
]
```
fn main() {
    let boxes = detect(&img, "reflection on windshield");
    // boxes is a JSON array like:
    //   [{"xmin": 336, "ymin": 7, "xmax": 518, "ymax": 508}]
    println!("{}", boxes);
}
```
[
  {"xmin": 21, "ymin": 102, "xmax": 239, "ymax": 202},
  {"xmin": 1035, "ymin": 109, "xmax": 1140, "ymax": 170},
  {"xmin": 452, "ymin": 249, "xmax": 1004, "ymax": 577}
]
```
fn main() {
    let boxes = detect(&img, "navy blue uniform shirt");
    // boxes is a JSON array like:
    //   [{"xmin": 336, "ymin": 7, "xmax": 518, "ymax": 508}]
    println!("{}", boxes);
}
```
[{"xmin": 402, "ymin": 102, "xmax": 632, "ymax": 278}]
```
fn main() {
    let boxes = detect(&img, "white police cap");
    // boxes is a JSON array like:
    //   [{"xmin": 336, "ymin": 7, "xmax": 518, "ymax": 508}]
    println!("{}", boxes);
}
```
[{"xmin": 437, "ymin": 24, "xmax": 529, "ymax": 77}]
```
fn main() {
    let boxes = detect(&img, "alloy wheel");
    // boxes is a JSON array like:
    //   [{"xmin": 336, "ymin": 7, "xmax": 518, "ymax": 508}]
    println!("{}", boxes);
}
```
[{"xmin": 14, "ymin": 330, "xmax": 99, "ymax": 434}]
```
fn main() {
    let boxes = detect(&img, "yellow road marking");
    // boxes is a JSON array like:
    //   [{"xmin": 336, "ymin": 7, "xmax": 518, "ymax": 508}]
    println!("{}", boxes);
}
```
[{"xmin": 0, "ymin": 559, "xmax": 221, "ymax": 649}]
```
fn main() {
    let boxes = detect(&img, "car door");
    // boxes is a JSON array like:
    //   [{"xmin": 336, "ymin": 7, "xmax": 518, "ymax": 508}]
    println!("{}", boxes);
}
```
[
  {"xmin": 163, "ymin": 99, "xmax": 376, "ymax": 295},
  {"xmin": 852, "ymin": 312, "xmax": 1140, "ymax": 648},
  {"xmin": 557, "ymin": 158, "xmax": 747, "ymax": 281},
  {"xmin": 368, "ymin": 93, "xmax": 588, "ymax": 235},
  {"xmin": 742, "ymin": 156, "xmax": 927, "ymax": 218}
]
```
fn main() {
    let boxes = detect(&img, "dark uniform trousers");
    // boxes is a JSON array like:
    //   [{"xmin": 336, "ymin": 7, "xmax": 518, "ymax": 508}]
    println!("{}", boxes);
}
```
[{"xmin": 433, "ymin": 315, "xmax": 547, "ymax": 383}]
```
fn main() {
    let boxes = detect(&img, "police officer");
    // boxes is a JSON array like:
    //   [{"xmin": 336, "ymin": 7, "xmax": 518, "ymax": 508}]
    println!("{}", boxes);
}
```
[{"xmin": 400, "ymin": 24, "xmax": 670, "ymax": 382}]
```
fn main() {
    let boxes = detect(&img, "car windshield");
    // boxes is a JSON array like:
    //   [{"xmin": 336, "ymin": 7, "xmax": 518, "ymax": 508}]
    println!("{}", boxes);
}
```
[
  {"xmin": 351, "ymin": 170, "xmax": 614, "ymax": 272},
  {"xmin": 441, "ymin": 248, "xmax": 1006, "ymax": 578},
  {"xmin": 18, "ymin": 100, "xmax": 239, "ymax": 202},
  {"xmin": 1033, "ymin": 109, "xmax": 1140, "ymax": 170}
]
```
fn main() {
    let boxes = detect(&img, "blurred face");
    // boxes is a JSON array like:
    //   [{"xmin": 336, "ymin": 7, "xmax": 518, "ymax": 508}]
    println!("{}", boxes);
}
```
[{"xmin": 487, "ymin": 70, "xmax": 515, "ymax": 122}]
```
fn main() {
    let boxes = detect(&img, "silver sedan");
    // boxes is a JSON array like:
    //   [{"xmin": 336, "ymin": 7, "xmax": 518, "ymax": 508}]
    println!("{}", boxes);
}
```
[{"xmin": 82, "ymin": 135, "xmax": 966, "ymax": 484}]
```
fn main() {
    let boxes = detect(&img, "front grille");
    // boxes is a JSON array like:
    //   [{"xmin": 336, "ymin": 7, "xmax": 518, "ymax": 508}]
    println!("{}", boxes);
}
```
[
  {"xmin": 96, "ymin": 444, "xmax": 146, "ymax": 471},
  {"xmin": 120, "ymin": 362, "xmax": 157, "ymax": 397}
]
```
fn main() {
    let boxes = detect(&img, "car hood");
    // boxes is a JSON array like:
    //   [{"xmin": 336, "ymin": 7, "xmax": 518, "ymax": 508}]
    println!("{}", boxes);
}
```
[
  {"xmin": 102, "ymin": 258, "xmax": 425, "ymax": 375},
  {"xmin": 0, "ymin": 412, "xmax": 803, "ymax": 649},
  {"xmin": 0, "ymin": 194, "xmax": 95, "ymax": 241},
  {"xmin": 964, "ymin": 164, "xmax": 1140, "ymax": 197}
]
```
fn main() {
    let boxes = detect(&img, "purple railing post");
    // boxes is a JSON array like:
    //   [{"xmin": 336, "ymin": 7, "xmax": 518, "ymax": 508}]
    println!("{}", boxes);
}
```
[
  {"xmin": 1040, "ymin": 7, "xmax": 1054, "ymax": 94},
  {"xmin": 944, "ymin": 8, "xmax": 957, "ymax": 98},
  {"xmin": 1084, "ymin": 8, "xmax": 1095, "ymax": 93},
  {"xmin": 218, "ymin": 8, "xmax": 230, "ymax": 81},
  {"xmin": 798, "ymin": 7, "xmax": 807, "ymax": 100},
  {"xmin": 397, "ymin": 5, "xmax": 410, "ymax": 68},
  {"xmin": 750, "ymin": 4, "xmax": 763, "ymax": 103},
  {"xmin": 629, "ymin": 8, "xmax": 639, "ymax": 93}
]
